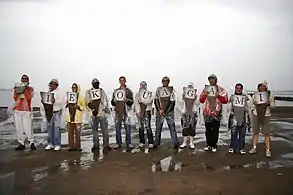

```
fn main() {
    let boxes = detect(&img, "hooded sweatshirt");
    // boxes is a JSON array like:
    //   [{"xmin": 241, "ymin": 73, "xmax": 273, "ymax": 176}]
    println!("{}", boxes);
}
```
[
  {"xmin": 134, "ymin": 81, "xmax": 154, "ymax": 114},
  {"xmin": 251, "ymin": 80, "xmax": 275, "ymax": 117},
  {"xmin": 65, "ymin": 84, "xmax": 86, "ymax": 123}
]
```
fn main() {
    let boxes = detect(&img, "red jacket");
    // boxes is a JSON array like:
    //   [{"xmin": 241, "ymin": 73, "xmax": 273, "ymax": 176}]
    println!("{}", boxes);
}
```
[
  {"xmin": 13, "ymin": 86, "xmax": 34, "ymax": 111},
  {"xmin": 199, "ymin": 85, "xmax": 228, "ymax": 117}
]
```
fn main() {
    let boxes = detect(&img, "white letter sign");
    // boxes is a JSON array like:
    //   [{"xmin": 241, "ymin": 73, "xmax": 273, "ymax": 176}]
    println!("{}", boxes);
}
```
[
  {"xmin": 67, "ymin": 92, "xmax": 77, "ymax": 104},
  {"xmin": 159, "ymin": 87, "xmax": 171, "ymax": 98},
  {"xmin": 183, "ymin": 87, "xmax": 196, "ymax": 99},
  {"xmin": 232, "ymin": 95, "xmax": 245, "ymax": 107},
  {"xmin": 114, "ymin": 89, "xmax": 126, "ymax": 101},
  {"xmin": 89, "ymin": 89, "xmax": 101, "ymax": 100},
  {"xmin": 255, "ymin": 91, "xmax": 269, "ymax": 105},
  {"xmin": 205, "ymin": 85, "xmax": 217, "ymax": 97},
  {"xmin": 139, "ymin": 89, "xmax": 152, "ymax": 101},
  {"xmin": 40, "ymin": 92, "xmax": 54, "ymax": 105}
]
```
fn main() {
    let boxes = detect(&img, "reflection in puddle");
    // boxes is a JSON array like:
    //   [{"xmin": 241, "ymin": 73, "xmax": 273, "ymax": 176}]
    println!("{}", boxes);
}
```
[{"xmin": 151, "ymin": 156, "xmax": 182, "ymax": 172}]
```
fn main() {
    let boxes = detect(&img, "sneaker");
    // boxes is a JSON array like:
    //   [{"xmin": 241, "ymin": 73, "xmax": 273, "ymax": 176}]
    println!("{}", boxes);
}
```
[
  {"xmin": 212, "ymin": 147, "xmax": 217, "ymax": 153},
  {"xmin": 45, "ymin": 145, "xmax": 54, "ymax": 150},
  {"xmin": 240, "ymin": 150, "xmax": 246, "ymax": 155},
  {"xmin": 204, "ymin": 146, "xmax": 211, "ymax": 151},
  {"xmin": 249, "ymin": 147, "xmax": 257, "ymax": 154},
  {"xmin": 30, "ymin": 143, "xmax": 36, "ymax": 150},
  {"xmin": 76, "ymin": 148, "xmax": 82, "ymax": 152},
  {"xmin": 54, "ymin": 145, "xmax": 61, "ymax": 151},
  {"xmin": 148, "ymin": 144, "xmax": 154, "ymax": 148},
  {"xmin": 113, "ymin": 144, "xmax": 121, "ymax": 149},
  {"xmin": 103, "ymin": 145, "xmax": 112, "ymax": 151},
  {"xmin": 138, "ymin": 143, "xmax": 145, "ymax": 148},
  {"xmin": 129, "ymin": 144, "xmax": 134, "ymax": 149},
  {"xmin": 189, "ymin": 142, "xmax": 195, "ymax": 149},
  {"xmin": 68, "ymin": 148, "xmax": 75, "ymax": 151},
  {"xmin": 180, "ymin": 142, "xmax": 187, "ymax": 149},
  {"xmin": 228, "ymin": 148, "xmax": 234, "ymax": 154},
  {"xmin": 15, "ymin": 144, "xmax": 25, "ymax": 151},
  {"xmin": 266, "ymin": 150, "xmax": 272, "ymax": 158}
]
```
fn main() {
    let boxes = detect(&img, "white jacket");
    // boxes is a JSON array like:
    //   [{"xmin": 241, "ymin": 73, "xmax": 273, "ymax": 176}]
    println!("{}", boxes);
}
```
[
  {"xmin": 251, "ymin": 91, "xmax": 275, "ymax": 117},
  {"xmin": 51, "ymin": 88, "xmax": 65, "ymax": 112},
  {"xmin": 134, "ymin": 91, "xmax": 154, "ymax": 115}
]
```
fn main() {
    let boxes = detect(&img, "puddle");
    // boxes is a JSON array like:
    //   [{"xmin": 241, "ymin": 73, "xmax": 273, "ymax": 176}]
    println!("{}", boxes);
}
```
[
  {"xmin": 281, "ymin": 152, "xmax": 293, "ymax": 160},
  {"xmin": 151, "ymin": 156, "xmax": 182, "ymax": 172}
]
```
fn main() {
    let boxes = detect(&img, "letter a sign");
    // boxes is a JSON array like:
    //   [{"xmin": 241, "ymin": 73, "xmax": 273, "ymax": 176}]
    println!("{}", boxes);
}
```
[
  {"xmin": 89, "ymin": 89, "xmax": 101, "ymax": 100},
  {"xmin": 67, "ymin": 92, "xmax": 77, "ymax": 104},
  {"xmin": 114, "ymin": 89, "xmax": 126, "ymax": 101},
  {"xmin": 255, "ymin": 91, "xmax": 269, "ymax": 105},
  {"xmin": 205, "ymin": 85, "xmax": 217, "ymax": 97},
  {"xmin": 139, "ymin": 89, "xmax": 152, "ymax": 101},
  {"xmin": 183, "ymin": 87, "xmax": 196, "ymax": 99},
  {"xmin": 159, "ymin": 87, "xmax": 171, "ymax": 98},
  {"xmin": 40, "ymin": 92, "xmax": 54, "ymax": 105},
  {"xmin": 233, "ymin": 95, "xmax": 245, "ymax": 107}
]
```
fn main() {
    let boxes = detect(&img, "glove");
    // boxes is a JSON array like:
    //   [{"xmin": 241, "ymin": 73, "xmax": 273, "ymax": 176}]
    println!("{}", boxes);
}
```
[
  {"xmin": 126, "ymin": 99, "xmax": 133, "ymax": 106},
  {"xmin": 111, "ymin": 99, "xmax": 116, "ymax": 106},
  {"xmin": 88, "ymin": 102, "xmax": 93, "ymax": 109}
]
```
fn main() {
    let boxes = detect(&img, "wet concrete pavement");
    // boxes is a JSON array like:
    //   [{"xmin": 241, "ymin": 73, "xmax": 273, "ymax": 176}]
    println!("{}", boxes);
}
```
[{"xmin": 1, "ymin": 112, "xmax": 293, "ymax": 194}]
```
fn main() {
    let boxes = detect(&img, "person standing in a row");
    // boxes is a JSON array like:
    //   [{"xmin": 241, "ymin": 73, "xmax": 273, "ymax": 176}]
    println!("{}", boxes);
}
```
[
  {"xmin": 154, "ymin": 76, "xmax": 179, "ymax": 149},
  {"xmin": 85, "ymin": 78, "xmax": 111, "ymax": 153},
  {"xmin": 228, "ymin": 83, "xmax": 250, "ymax": 155},
  {"xmin": 200, "ymin": 74, "xmax": 228, "ymax": 152},
  {"xmin": 134, "ymin": 81, "xmax": 154, "ymax": 148},
  {"xmin": 65, "ymin": 83, "xmax": 85, "ymax": 151},
  {"xmin": 13, "ymin": 74, "xmax": 36, "ymax": 150},
  {"xmin": 180, "ymin": 82, "xmax": 198, "ymax": 149},
  {"xmin": 249, "ymin": 81, "xmax": 275, "ymax": 157},
  {"xmin": 44, "ymin": 79, "xmax": 65, "ymax": 151},
  {"xmin": 111, "ymin": 76, "xmax": 134, "ymax": 152}
]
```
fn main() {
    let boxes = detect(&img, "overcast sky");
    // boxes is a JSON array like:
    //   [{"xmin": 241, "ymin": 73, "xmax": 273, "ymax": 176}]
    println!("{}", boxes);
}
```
[{"xmin": 1, "ymin": 0, "xmax": 292, "ymax": 95}]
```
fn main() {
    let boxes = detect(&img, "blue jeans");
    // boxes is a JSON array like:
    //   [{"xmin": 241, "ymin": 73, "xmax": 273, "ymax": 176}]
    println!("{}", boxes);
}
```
[
  {"xmin": 115, "ymin": 115, "xmax": 131, "ymax": 148},
  {"xmin": 154, "ymin": 111, "xmax": 179, "ymax": 146},
  {"xmin": 47, "ymin": 110, "xmax": 62, "ymax": 146},
  {"xmin": 230, "ymin": 125, "xmax": 246, "ymax": 150}
]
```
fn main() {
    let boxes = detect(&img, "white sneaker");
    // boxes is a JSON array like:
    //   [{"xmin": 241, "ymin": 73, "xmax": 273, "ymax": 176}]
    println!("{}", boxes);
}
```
[
  {"xmin": 240, "ymin": 150, "xmax": 246, "ymax": 155},
  {"xmin": 148, "ymin": 144, "xmax": 154, "ymax": 148},
  {"xmin": 266, "ymin": 150, "xmax": 272, "ymax": 158},
  {"xmin": 189, "ymin": 142, "xmax": 195, "ymax": 149},
  {"xmin": 212, "ymin": 147, "xmax": 217, "ymax": 152},
  {"xmin": 45, "ymin": 145, "xmax": 54, "ymax": 150},
  {"xmin": 54, "ymin": 145, "xmax": 61, "ymax": 151},
  {"xmin": 228, "ymin": 148, "xmax": 234, "ymax": 153},
  {"xmin": 204, "ymin": 146, "xmax": 211, "ymax": 151},
  {"xmin": 138, "ymin": 143, "xmax": 145, "ymax": 148},
  {"xmin": 180, "ymin": 142, "xmax": 187, "ymax": 148}
]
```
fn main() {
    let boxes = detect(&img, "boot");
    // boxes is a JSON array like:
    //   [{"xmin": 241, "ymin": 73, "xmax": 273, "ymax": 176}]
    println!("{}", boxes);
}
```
[
  {"xmin": 189, "ymin": 136, "xmax": 195, "ymax": 149},
  {"xmin": 180, "ymin": 137, "xmax": 188, "ymax": 148}
]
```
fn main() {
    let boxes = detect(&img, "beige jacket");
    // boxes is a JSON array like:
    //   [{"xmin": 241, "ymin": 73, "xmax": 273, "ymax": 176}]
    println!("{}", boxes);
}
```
[{"xmin": 251, "ymin": 91, "xmax": 275, "ymax": 117}]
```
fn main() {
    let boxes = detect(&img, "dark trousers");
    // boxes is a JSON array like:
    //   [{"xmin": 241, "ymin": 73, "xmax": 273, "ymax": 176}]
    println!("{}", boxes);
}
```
[
  {"xmin": 154, "ymin": 112, "xmax": 179, "ymax": 147},
  {"xmin": 205, "ymin": 119, "xmax": 221, "ymax": 148},
  {"xmin": 230, "ymin": 126, "xmax": 246, "ymax": 150},
  {"xmin": 138, "ymin": 111, "xmax": 154, "ymax": 145},
  {"xmin": 115, "ymin": 115, "xmax": 131, "ymax": 148}
]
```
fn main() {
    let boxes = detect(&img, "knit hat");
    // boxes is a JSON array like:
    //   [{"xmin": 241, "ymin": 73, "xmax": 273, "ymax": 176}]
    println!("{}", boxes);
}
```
[{"xmin": 91, "ymin": 78, "xmax": 100, "ymax": 84}]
